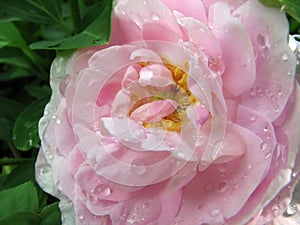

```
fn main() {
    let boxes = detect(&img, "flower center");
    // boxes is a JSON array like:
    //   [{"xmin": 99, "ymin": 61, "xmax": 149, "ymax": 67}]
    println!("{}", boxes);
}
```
[{"xmin": 129, "ymin": 61, "xmax": 198, "ymax": 132}]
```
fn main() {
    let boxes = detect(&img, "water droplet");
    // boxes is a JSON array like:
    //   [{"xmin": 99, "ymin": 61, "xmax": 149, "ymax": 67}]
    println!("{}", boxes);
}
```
[
  {"xmin": 250, "ymin": 87, "xmax": 256, "ymax": 96},
  {"xmin": 151, "ymin": 13, "xmax": 159, "ymax": 21},
  {"xmin": 265, "ymin": 151, "xmax": 271, "ymax": 159},
  {"xmin": 263, "ymin": 123, "xmax": 269, "ymax": 132},
  {"xmin": 278, "ymin": 89, "xmax": 283, "ymax": 96},
  {"xmin": 131, "ymin": 158, "xmax": 146, "ymax": 175},
  {"xmin": 93, "ymin": 184, "xmax": 111, "ymax": 197},
  {"xmin": 287, "ymin": 70, "xmax": 292, "ymax": 76},
  {"xmin": 256, "ymin": 33, "xmax": 266, "ymax": 46},
  {"xmin": 28, "ymin": 139, "xmax": 33, "ymax": 146},
  {"xmin": 217, "ymin": 164, "xmax": 228, "ymax": 173},
  {"xmin": 274, "ymin": 104, "xmax": 279, "ymax": 113},
  {"xmin": 280, "ymin": 5, "xmax": 286, "ymax": 11},
  {"xmin": 281, "ymin": 52, "xmax": 289, "ymax": 61},
  {"xmin": 210, "ymin": 208, "xmax": 221, "ymax": 217},
  {"xmin": 208, "ymin": 56, "xmax": 225, "ymax": 75},
  {"xmin": 286, "ymin": 202, "xmax": 298, "ymax": 215},
  {"xmin": 79, "ymin": 215, "xmax": 84, "ymax": 220},
  {"xmin": 92, "ymin": 39, "xmax": 101, "ymax": 45},
  {"xmin": 247, "ymin": 164, "xmax": 253, "ymax": 170},
  {"xmin": 39, "ymin": 165, "xmax": 51, "ymax": 176},
  {"xmin": 56, "ymin": 118, "xmax": 61, "ymax": 124},
  {"xmin": 250, "ymin": 114, "xmax": 257, "ymax": 121},
  {"xmin": 205, "ymin": 183, "xmax": 213, "ymax": 192},
  {"xmin": 260, "ymin": 142, "xmax": 267, "ymax": 151},
  {"xmin": 143, "ymin": 200, "xmax": 152, "ymax": 209},
  {"xmin": 46, "ymin": 151, "xmax": 54, "ymax": 160},
  {"xmin": 198, "ymin": 203, "xmax": 205, "ymax": 210},
  {"xmin": 217, "ymin": 181, "xmax": 228, "ymax": 192}
]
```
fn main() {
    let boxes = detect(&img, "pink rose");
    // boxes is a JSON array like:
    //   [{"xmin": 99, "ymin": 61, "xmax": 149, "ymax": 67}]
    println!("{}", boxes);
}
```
[{"xmin": 35, "ymin": 0, "xmax": 300, "ymax": 224}]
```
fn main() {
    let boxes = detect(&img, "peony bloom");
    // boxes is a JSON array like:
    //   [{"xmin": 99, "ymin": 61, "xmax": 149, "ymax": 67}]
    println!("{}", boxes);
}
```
[{"xmin": 36, "ymin": 0, "xmax": 300, "ymax": 224}]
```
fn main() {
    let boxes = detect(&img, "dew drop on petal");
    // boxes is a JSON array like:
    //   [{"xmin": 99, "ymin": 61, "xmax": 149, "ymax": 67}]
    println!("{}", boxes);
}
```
[
  {"xmin": 151, "ymin": 12, "xmax": 160, "ymax": 21},
  {"xmin": 217, "ymin": 181, "xmax": 228, "ymax": 192},
  {"xmin": 205, "ymin": 183, "xmax": 213, "ymax": 192},
  {"xmin": 210, "ymin": 208, "xmax": 221, "ymax": 217},
  {"xmin": 93, "ymin": 184, "xmax": 112, "ymax": 197},
  {"xmin": 264, "ymin": 151, "xmax": 271, "ymax": 159},
  {"xmin": 286, "ymin": 202, "xmax": 298, "ymax": 215},
  {"xmin": 250, "ymin": 114, "xmax": 257, "ymax": 121},
  {"xmin": 143, "ymin": 199, "xmax": 152, "ymax": 210},
  {"xmin": 131, "ymin": 158, "xmax": 146, "ymax": 175},
  {"xmin": 281, "ymin": 52, "xmax": 289, "ymax": 61},
  {"xmin": 217, "ymin": 164, "xmax": 228, "ymax": 173},
  {"xmin": 79, "ymin": 215, "xmax": 84, "ymax": 220},
  {"xmin": 55, "ymin": 118, "xmax": 62, "ymax": 124},
  {"xmin": 260, "ymin": 142, "xmax": 267, "ymax": 151}
]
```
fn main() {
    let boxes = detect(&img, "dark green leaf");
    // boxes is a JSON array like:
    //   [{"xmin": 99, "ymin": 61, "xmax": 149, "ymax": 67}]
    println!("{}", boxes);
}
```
[
  {"xmin": 30, "ymin": 0, "xmax": 113, "ymax": 50},
  {"xmin": 0, "ymin": 68, "xmax": 32, "ymax": 82},
  {"xmin": 24, "ymin": 85, "xmax": 51, "ymax": 99},
  {"xmin": 0, "ymin": 181, "xmax": 38, "ymax": 219},
  {"xmin": 0, "ymin": 211, "xmax": 40, "ymax": 225},
  {"xmin": 40, "ymin": 202, "xmax": 61, "ymax": 225},
  {"xmin": 0, "ymin": 48, "xmax": 31, "ymax": 68},
  {"xmin": 0, "ymin": 161, "xmax": 35, "ymax": 190},
  {"xmin": 0, "ymin": 98, "xmax": 25, "ymax": 141},
  {"xmin": 0, "ymin": 21, "xmax": 41, "ymax": 65},
  {"xmin": 0, "ymin": 0, "xmax": 65, "ymax": 26},
  {"xmin": 12, "ymin": 97, "xmax": 48, "ymax": 151}
]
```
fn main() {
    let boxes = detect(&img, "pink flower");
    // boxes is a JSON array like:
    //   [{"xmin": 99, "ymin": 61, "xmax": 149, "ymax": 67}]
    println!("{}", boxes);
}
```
[{"xmin": 35, "ymin": 0, "xmax": 300, "ymax": 224}]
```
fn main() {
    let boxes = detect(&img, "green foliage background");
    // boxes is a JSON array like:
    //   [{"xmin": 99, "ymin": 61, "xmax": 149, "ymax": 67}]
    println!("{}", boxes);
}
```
[{"xmin": 0, "ymin": 0, "xmax": 299, "ymax": 224}]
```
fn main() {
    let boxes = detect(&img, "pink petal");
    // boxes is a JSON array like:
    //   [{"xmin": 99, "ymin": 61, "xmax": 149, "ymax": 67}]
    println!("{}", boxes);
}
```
[
  {"xmin": 138, "ymin": 64, "xmax": 174, "ymax": 87},
  {"xmin": 174, "ymin": 123, "xmax": 272, "ymax": 224},
  {"xmin": 115, "ymin": 0, "xmax": 181, "ymax": 40},
  {"xmin": 209, "ymin": 2, "xmax": 256, "ymax": 96},
  {"xmin": 235, "ymin": 0, "xmax": 296, "ymax": 121},
  {"xmin": 160, "ymin": 0, "xmax": 207, "ymax": 24},
  {"xmin": 186, "ymin": 103, "xmax": 210, "ymax": 129},
  {"xmin": 130, "ymin": 99, "xmax": 177, "ymax": 123}
]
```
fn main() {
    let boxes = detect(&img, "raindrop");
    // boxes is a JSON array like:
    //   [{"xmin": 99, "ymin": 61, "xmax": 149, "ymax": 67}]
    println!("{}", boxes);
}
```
[
  {"xmin": 281, "ymin": 52, "xmax": 289, "ymax": 61},
  {"xmin": 79, "ymin": 215, "xmax": 84, "ymax": 220},
  {"xmin": 263, "ymin": 124, "xmax": 269, "ymax": 132},
  {"xmin": 28, "ymin": 139, "xmax": 33, "ymax": 146},
  {"xmin": 217, "ymin": 181, "xmax": 228, "ymax": 192},
  {"xmin": 210, "ymin": 208, "xmax": 221, "ymax": 217},
  {"xmin": 93, "ymin": 184, "xmax": 111, "ymax": 197},
  {"xmin": 274, "ymin": 104, "xmax": 280, "ymax": 113},
  {"xmin": 250, "ymin": 114, "xmax": 257, "ymax": 121},
  {"xmin": 92, "ymin": 39, "xmax": 101, "ymax": 45},
  {"xmin": 287, "ymin": 70, "xmax": 292, "ymax": 76},
  {"xmin": 286, "ymin": 202, "xmax": 298, "ymax": 215},
  {"xmin": 278, "ymin": 89, "xmax": 283, "ymax": 96},
  {"xmin": 198, "ymin": 203, "xmax": 205, "ymax": 210},
  {"xmin": 247, "ymin": 164, "xmax": 253, "ymax": 170},
  {"xmin": 265, "ymin": 151, "xmax": 271, "ymax": 159},
  {"xmin": 131, "ymin": 158, "xmax": 146, "ymax": 175},
  {"xmin": 151, "ymin": 13, "xmax": 160, "ymax": 21},
  {"xmin": 280, "ymin": 5, "xmax": 286, "ymax": 12},
  {"xmin": 46, "ymin": 151, "xmax": 54, "ymax": 160},
  {"xmin": 260, "ymin": 142, "xmax": 267, "ymax": 151},
  {"xmin": 143, "ymin": 200, "xmax": 152, "ymax": 209},
  {"xmin": 56, "ymin": 118, "xmax": 62, "ymax": 124},
  {"xmin": 205, "ymin": 183, "xmax": 213, "ymax": 192},
  {"xmin": 39, "ymin": 165, "xmax": 51, "ymax": 176},
  {"xmin": 250, "ymin": 87, "xmax": 256, "ymax": 96},
  {"xmin": 217, "ymin": 164, "xmax": 228, "ymax": 173}
]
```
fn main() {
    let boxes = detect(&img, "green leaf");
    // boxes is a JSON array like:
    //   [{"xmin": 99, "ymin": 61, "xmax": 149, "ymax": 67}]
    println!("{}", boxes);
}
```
[
  {"xmin": 281, "ymin": 0, "xmax": 300, "ymax": 23},
  {"xmin": 259, "ymin": 0, "xmax": 281, "ymax": 7},
  {"xmin": 0, "ymin": 22, "xmax": 42, "ymax": 65},
  {"xmin": 0, "ymin": 68, "xmax": 32, "ymax": 82},
  {"xmin": 0, "ymin": 211, "xmax": 40, "ymax": 225},
  {"xmin": 30, "ymin": 0, "xmax": 113, "ymax": 50},
  {"xmin": 0, "ymin": 48, "xmax": 31, "ymax": 68},
  {"xmin": 40, "ymin": 202, "xmax": 61, "ymax": 225},
  {"xmin": 12, "ymin": 97, "xmax": 48, "ymax": 151},
  {"xmin": 0, "ymin": 161, "xmax": 35, "ymax": 190},
  {"xmin": 0, "ymin": 98, "xmax": 25, "ymax": 141},
  {"xmin": 0, "ymin": 181, "xmax": 38, "ymax": 219},
  {"xmin": 24, "ymin": 85, "xmax": 51, "ymax": 99},
  {"xmin": 0, "ymin": 0, "xmax": 66, "ymax": 26}
]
